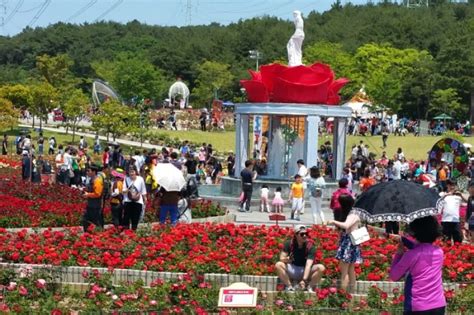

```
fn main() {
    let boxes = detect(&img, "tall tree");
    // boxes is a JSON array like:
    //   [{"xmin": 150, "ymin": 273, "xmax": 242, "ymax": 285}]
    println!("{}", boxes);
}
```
[
  {"xmin": 62, "ymin": 89, "xmax": 90, "ymax": 142},
  {"xmin": 36, "ymin": 54, "xmax": 77, "ymax": 89},
  {"xmin": 428, "ymin": 88, "xmax": 465, "ymax": 120},
  {"xmin": 92, "ymin": 53, "xmax": 169, "ymax": 102},
  {"xmin": 91, "ymin": 99, "xmax": 139, "ymax": 141},
  {"xmin": 0, "ymin": 98, "xmax": 19, "ymax": 131},
  {"xmin": 0, "ymin": 84, "xmax": 32, "ymax": 110},
  {"xmin": 192, "ymin": 60, "xmax": 234, "ymax": 107},
  {"xmin": 354, "ymin": 43, "xmax": 433, "ymax": 113},
  {"xmin": 29, "ymin": 82, "xmax": 58, "ymax": 130}
]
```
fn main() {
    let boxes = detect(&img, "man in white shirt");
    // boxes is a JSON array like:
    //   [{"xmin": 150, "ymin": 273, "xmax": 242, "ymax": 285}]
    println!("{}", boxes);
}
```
[{"xmin": 440, "ymin": 180, "xmax": 464, "ymax": 243}]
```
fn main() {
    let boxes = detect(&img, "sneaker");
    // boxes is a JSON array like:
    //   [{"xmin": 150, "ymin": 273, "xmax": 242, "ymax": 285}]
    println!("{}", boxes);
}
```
[
  {"xmin": 306, "ymin": 287, "xmax": 314, "ymax": 293},
  {"xmin": 285, "ymin": 286, "xmax": 295, "ymax": 292},
  {"xmin": 238, "ymin": 208, "xmax": 245, "ymax": 212},
  {"xmin": 300, "ymin": 210, "xmax": 305, "ymax": 214}
]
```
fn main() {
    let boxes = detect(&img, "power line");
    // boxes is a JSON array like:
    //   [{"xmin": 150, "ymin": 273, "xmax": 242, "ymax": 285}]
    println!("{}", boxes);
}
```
[
  {"xmin": 27, "ymin": 0, "xmax": 51, "ymax": 27},
  {"xmin": 67, "ymin": 0, "xmax": 97, "ymax": 22},
  {"xmin": 17, "ymin": 2, "xmax": 43, "ymax": 13},
  {"xmin": 4, "ymin": 0, "xmax": 24, "ymax": 26},
  {"xmin": 94, "ymin": 0, "xmax": 124, "ymax": 22}
]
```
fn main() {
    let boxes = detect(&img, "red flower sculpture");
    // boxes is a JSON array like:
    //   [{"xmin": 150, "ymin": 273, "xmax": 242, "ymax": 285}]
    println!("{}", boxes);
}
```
[{"xmin": 240, "ymin": 62, "xmax": 349, "ymax": 105}]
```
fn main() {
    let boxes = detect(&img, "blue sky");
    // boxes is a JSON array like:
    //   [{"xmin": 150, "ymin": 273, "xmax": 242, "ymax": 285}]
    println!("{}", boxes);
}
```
[{"xmin": 1, "ymin": 0, "xmax": 374, "ymax": 36}]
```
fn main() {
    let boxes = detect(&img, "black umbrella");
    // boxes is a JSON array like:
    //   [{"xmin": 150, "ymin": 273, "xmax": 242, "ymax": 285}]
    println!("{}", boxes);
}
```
[{"xmin": 353, "ymin": 180, "xmax": 443, "ymax": 223}]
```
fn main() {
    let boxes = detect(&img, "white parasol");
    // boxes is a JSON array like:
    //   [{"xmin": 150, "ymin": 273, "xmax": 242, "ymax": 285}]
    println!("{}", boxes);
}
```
[{"xmin": 152, "ymin": 163, "xmax": 186, "ymax": 192}]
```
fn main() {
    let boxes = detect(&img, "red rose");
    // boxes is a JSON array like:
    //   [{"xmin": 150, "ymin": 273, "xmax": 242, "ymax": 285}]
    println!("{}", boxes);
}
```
[{"xmin": 240, "ymin": 62, "xmax": 349, "ymax": 104}]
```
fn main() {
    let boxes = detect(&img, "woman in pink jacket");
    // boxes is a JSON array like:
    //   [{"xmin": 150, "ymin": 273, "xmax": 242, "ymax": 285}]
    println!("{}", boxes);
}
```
[{"xmin": 389, "ymin": 216, "xmax": 446, "ymax": 315}]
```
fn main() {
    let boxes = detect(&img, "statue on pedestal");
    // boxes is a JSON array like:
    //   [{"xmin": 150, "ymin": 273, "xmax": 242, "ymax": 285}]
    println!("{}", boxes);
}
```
[{"xmin": 287, "ymin": 10, "xmax": 304, "ymax": 67}]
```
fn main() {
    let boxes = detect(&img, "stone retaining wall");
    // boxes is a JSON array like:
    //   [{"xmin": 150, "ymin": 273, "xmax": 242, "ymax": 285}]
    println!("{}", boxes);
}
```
[{"xmin": 0, "ymin": 263, "xmax": 459, "ymax": 294}]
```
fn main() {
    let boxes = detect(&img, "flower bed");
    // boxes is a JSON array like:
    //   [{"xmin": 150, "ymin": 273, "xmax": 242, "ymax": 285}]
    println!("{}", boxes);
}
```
[
  {"xmin": 0, "ymin": 160, "xmax": 226, "ymax": 227},
  {"xmin": 0, "ymin": 267, "xmax": 471, "ymax": 314},
  {"xmin": 0, "ymin": 224, "xmax": 472, "ymax": 283}
]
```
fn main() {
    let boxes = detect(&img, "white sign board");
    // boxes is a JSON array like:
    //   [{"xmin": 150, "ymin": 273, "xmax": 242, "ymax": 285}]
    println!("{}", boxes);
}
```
[{"xmin": 218, "ymin": 282, "xmax": 258, "ymax": 308}]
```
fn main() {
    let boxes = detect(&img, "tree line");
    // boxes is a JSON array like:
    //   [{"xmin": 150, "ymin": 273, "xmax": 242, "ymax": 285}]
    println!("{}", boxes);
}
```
[{"xmin": 0, "ymin": 1, "xmax": 472, "ymax": 123}]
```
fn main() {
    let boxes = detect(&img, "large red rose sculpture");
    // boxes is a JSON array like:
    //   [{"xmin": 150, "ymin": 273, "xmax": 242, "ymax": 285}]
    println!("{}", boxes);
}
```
[{"xmin": 240, "ymin": 62, "xmax": 349, "ymax": 105}]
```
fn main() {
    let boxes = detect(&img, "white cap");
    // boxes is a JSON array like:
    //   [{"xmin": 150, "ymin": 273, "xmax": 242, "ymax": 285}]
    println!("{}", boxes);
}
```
[{"xmin": 294, "ymin": 224, "xmax": 307, "ymax": 234}]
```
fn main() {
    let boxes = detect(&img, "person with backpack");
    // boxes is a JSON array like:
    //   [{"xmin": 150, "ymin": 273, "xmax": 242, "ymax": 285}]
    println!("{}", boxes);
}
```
[
  {"xmin": 98, "ymin": 164, "xmax": 111, "ymax": 228},
  {"xmin": 110, "ymin": 168, "xmax": 125, "ymax": 228},
  {"xmin": 122, "ymin": 165, "xmax": 147, "ymax": 230},
  {"xmin": 306, "ymin": 166, "xmax": 326, "ymax": 225},
  {"xmin": 275, "ymin": 225, "xmax": 326, "ymax": 292},
  {"xmin": 330, "ymin": 178, "xmax": 352, "ymax": 222},
  {"xmin": 81, "ymin": 164, "xmax": 104, "ymax": 232}
]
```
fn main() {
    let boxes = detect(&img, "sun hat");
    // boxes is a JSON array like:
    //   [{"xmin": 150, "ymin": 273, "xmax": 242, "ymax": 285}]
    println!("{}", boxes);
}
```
[
  {"xmin": 111, "ymin": 168, "xmax": 125, "ymax": 179},
  {"xmin": 294, "ymin": 224, "xmax": 307, "ymax": 234}
]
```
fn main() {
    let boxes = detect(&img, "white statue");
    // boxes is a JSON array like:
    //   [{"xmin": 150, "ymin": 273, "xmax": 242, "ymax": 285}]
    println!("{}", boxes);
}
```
[{"xmin": 287, "ymin": 10, "xmax": 304, "ymax": 67}]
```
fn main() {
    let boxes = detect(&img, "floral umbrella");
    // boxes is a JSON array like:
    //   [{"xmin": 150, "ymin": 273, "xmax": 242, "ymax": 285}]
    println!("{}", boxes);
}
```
[
  {"xmin": 428, "ymin": 138, "xmax": 468, "ymax": 178},
  {"xmin": 352, "ymin": 180, "xmax": 443, "ymax": 223}
]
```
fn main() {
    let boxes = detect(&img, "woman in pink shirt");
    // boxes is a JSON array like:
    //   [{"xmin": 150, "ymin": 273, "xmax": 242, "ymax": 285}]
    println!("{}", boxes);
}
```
[{"xmin": 390, "ymin": 216, "xmax": 446, "ymax": 314}]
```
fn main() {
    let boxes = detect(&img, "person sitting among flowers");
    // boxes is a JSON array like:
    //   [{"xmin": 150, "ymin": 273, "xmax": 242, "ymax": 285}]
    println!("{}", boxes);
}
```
[{"xmin": 275, "ymin": 225, "xmax": 326, "ymax": 292}]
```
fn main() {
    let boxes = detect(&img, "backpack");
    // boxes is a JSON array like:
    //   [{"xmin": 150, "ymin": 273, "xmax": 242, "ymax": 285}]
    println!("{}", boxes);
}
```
[
  {"xmin": 308, "ymin": 179, "xmax": 322, "ymax": 198},
  {"xmin": 98, "ymin": 172, "xmax": 111, "ymax": 199},
  {"xmin": 110, "ymin": 180, "xmax": 123, "ymax": 204},
  {"xmin": 126, "ymin": 178, "xmax": 141, "ymax": 202},
  {"xmin": 330, "ymin": 189, "xmax": 349, "ymax": 211}
]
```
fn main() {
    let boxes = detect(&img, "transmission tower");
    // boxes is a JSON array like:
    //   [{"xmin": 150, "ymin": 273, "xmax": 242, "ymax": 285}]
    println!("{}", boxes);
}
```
[
  {"xmin": 185, "ymin": 0, "xmax": 192, "ymax": 25},
  {"xmin": 0, "ymin": 0, "xmax": 7, "ymax": 27}
]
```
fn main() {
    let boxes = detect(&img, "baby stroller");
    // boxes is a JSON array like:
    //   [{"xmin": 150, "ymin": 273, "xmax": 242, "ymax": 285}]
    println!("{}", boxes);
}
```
[{"xmin": 178, "ymin": 176, "xmax": 200, "ymax": 223}]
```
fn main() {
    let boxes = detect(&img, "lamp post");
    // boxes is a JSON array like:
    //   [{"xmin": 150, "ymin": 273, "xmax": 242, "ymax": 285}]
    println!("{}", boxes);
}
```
[{"xmin": 249, "ymin": 50, "xmax": 263, "ymax": 71}]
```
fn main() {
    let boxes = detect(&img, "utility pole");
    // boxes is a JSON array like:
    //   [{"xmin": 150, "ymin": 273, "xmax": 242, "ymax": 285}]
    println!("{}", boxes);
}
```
[{"xmin": 249, "ymin": 50, "xmax": 263, "ymax": 71}]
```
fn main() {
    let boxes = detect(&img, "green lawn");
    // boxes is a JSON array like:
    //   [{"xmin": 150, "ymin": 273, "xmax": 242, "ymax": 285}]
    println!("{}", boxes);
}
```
[{"xmin": 5, "ymin": 126, "xmax": 472, "ymax": 161}]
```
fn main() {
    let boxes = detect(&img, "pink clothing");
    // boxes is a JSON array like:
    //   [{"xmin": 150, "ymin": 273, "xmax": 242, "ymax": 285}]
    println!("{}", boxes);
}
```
[
  {"xmin": 272, "ymin": 192, "xmax": 284, "ymax": 206},
  {"xmin": 330, "ymin": 187, "xmax": 353, "ymax": 211},
  {"xmin": 389, "ymin": 243, "xmax": 446, "ymax": 312}
]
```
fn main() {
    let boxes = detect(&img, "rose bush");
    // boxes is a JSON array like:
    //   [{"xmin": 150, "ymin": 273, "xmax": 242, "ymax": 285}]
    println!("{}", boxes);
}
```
[
  {"xmin": 0, "ymin": 157, "xmax": 226, "ymax": 227},
  {"xmin": 240, "ymin": 62, "xmax": 349, "ymax": 104},
  {"xmin": 0, "ymin": 268, "xmax": 471, "ymax": 314},
  {"xmin": 0, "ymin": 224, "xmax": 471, "ymax": 283}
]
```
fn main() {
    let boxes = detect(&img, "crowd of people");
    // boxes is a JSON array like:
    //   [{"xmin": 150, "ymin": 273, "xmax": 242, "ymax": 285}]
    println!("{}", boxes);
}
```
[
  {"xmin": 344, "ymin": 116, "xmax": 470, "ymax": 138},
  {"xmin": 7, "ymin": 131, "xmax": 233, "ymax": 230}
]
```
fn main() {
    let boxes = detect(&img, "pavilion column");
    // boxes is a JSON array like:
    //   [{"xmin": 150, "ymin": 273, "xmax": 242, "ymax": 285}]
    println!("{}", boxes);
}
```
[
  {"xmin": 332, "ymin": 117, "xmax": 347, "ymax": 179},
  {"xmin": 304, "ymin": 115, "xmax": 320, "ymax": 169},
  {"xmin": 235, "ymin": 113, "xmax": 249, "ymax": 177}
]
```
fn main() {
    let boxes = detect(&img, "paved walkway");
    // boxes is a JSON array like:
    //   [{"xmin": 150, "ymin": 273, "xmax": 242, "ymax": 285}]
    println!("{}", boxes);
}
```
[{"xmin": 19, "ymin": 123, "xmax": 160, "ymax": 150}]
